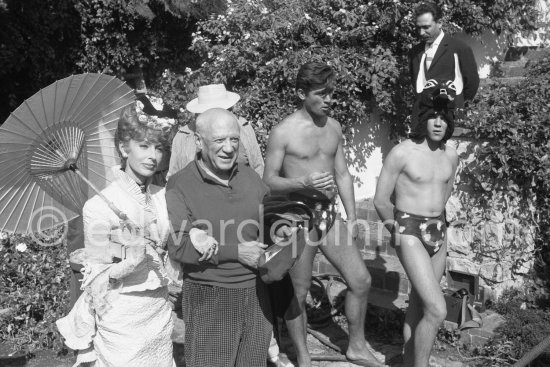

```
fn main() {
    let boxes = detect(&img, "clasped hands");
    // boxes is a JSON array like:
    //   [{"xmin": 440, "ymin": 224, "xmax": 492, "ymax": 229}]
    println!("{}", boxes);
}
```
[{"xmin": 190, "ymin": 225, "xmax": 296, "ymax": 269}]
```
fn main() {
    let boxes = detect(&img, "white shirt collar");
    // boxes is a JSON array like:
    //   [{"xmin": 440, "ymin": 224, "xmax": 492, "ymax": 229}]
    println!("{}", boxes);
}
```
[{"xmin": 429, "ymin": 31, "xmax": 445, "ymax": 47}]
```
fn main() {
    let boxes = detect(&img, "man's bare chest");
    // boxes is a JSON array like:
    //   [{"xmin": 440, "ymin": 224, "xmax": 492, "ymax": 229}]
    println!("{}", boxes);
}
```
[
  {"xmin": 402, "ymin": 152, "xmax": 453, "ymax": 184},
  {"xmin": 285, "ymin": 130, "xmax": 339, "ymax": 160}
]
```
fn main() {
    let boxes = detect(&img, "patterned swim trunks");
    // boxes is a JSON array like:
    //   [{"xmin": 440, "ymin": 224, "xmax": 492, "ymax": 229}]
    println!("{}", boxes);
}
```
[
  {"xmin": 393, "ymin": 209, "xmax": 446, "ymax": 257},
  {"xmin": 310, "ymin": 199, "xmax": 338, "ymax": 233},
  {"xmin": 289, "ymin": 189, "xmax": 338, "ymax": 233}
]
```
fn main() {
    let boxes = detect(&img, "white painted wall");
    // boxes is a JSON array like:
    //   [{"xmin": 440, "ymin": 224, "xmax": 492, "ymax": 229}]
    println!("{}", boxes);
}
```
[{"xmin": 453, "ymin": 30, "xmax": 508, "ymax": 78}]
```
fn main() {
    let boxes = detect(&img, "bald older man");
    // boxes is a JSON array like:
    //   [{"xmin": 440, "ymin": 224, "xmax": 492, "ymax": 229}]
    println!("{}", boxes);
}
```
[{"xmin": 166, "ymin": 108, "xmax": 272, "ymax": 367}]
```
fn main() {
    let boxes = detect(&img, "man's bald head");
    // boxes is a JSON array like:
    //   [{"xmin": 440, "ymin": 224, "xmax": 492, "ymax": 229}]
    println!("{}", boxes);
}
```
[
  {"xmin": 195, "ymin": 108, "xmax": 241, "ymax": 178},
  {"xmin": 196, "ymin": 108, "xmax": 240, "ymax": 139}
]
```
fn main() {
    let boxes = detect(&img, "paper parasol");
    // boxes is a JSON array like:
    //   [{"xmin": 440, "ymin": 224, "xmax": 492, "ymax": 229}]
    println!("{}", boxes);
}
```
[{"xmin": 0, "ymin": 73, "xmax": 135, "ymax": 235}]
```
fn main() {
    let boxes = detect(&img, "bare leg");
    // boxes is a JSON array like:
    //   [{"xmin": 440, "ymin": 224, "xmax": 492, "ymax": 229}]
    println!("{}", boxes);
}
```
[
  {"xmin": 320, "ymin": 219, "xmax": 382, "ymax": 365},
  {"xmin": 402, "ymin": 289, "xmax": 423, "ymax": 359},
  {"xmin": 397, "ymin": 235, "xmax": 447, "ymax": 367},
  {"xmin": 285, "ymin": 233, "xmax": 318, "ymax": 367}
]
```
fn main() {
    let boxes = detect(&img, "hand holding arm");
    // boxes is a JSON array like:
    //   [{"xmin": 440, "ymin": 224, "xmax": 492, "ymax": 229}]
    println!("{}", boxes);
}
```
[
  {"xmin": 166, "ymin": 183, "xmax": 239, "ymax": 266},
  {"xmin": 190, "ymin": 228, "xmax": 219, "ymax": 261}
]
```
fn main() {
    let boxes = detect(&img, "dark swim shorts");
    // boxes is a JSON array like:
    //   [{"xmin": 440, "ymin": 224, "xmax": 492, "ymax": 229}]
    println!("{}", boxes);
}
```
[
  {"xmin": 394, "ymin": 209, "xmax": 446, "ymax": 257},
  {"xmin": 288, "ymin": 188, "xmax": 338, "ymax": 233}
]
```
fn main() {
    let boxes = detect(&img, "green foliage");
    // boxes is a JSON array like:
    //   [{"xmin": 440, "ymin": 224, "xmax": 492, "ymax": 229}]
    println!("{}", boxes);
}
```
[
  {"xmin": 0, "ymin": 234, "xmax": 70, "ymax": 352},
  {"xmin": 157, "ymin": 0, "xmax": 416, "ymax": 156},
  {"xmin": 154, "ymin": 0, "xmax": 541, "ymax": 158},
  {"xmin": 440, "ymin": 0, "xmax": 540, "ymax": 37},
  {"xmin": 75, "ymin": 0, "xmax": 197, "ymax": 76},
  {"xmin": 75, "ymin": 0, "xmax": 155, "ymax": 74},
  {"xmin": 461, "ymin": 49, "xmax": 550, "ymax": 281},
  {"xmin": 160, "ymin": 0, "xmax": 227, "ymax": 18},
  {"xmin": 470, "ymin": 289, "xmax": 550, "ymax": 366}
]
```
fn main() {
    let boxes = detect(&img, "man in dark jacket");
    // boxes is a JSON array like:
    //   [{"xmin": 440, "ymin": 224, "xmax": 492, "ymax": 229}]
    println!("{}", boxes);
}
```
[{"xmin": 409, "ymin": 2, "xmax": 479, "ymax": 122}]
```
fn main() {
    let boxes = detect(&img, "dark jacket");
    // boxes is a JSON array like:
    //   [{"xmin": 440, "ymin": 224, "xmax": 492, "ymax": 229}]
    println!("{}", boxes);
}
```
[{"xmin": 409, "ymin": 34, "xmax": 480, "ymax": 106}]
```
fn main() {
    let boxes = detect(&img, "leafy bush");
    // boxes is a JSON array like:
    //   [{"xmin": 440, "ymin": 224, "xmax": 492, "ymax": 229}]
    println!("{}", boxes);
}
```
[
  {"xmin": 461, "ymin": 49, "xmax": 550, "ymax": 284},
  {"xmin": 470, "ymin": 289, "xmax": 550, "ymax": 366},
  {"xmin": 154, "ymin": 0, "xmax": 541, "ymax": 160},
  {"xmin": 0, "ymin": 233, "xmax": 70, "ymax": 351},
  {"xmin": 75, "ymin": 0, "xmax": 200, "ymax": 76}
]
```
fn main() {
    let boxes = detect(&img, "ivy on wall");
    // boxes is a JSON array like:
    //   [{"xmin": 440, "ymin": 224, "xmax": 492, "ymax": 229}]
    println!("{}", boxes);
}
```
[{"xmin": 460, "ymin": 50, "xmax": 550, "ymax": 288}]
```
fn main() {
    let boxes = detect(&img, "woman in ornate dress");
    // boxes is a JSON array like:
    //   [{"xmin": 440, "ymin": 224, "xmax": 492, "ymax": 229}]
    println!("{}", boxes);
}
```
[{"xmin": 57, "ymin": 104, "xmax": 176, "ymax": 367}]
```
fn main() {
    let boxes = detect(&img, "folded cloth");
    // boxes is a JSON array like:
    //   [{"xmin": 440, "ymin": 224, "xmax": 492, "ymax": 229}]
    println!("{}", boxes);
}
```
[
  {"xmin": 258, "ymin": 196, "xmax": 312, "ymax": 284},
  {"xmin": 56, "ymin": 293, "xmax": 97, "ymax": 351}
]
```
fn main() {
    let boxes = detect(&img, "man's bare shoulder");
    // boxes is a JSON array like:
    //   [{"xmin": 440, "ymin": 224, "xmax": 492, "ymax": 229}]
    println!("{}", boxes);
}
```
[
  {"xmin": 326, "ymin": 117, "xmax": 343, "ymax": 135},
  {"xmin": 281, "ymin": 110, "xmax": 306, "ymax": 125},
  {"xmin": 388, "ymin": 139, "xmax": 415, "ymax": 158},
  {"xmin": 271, "ymin": 112, "xmax": 304, "ymax": 135},
  {"xmin": 382, "ymin": 140, "xmax": 414, "ymax": 169},
  {"xmin": 443, "ymin": 143, "xmax": 459, "ymax": 164}
]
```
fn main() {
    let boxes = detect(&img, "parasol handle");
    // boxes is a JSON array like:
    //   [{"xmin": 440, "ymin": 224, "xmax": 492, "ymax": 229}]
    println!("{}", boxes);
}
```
[{"xmin": 69, "ymin": 164, "xmax": 130, "ymax": 222}]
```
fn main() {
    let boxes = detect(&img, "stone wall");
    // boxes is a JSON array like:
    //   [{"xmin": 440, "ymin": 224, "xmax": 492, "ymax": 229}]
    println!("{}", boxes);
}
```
[{"xmin": 444, "ymin": 135, "xmax": 535, "ymax": 302}]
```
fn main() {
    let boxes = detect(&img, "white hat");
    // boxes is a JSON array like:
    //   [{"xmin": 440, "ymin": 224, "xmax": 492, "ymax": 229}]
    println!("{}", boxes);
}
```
[{"xmin": 186, "ymin": 84, "xmax": 241, "ymax": 113}]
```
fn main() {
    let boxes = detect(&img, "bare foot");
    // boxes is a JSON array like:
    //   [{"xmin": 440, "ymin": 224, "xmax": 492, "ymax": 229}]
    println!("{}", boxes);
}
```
[{"xmin": 346, "ymin": 344, "xmax": 385, "ymax": 367}]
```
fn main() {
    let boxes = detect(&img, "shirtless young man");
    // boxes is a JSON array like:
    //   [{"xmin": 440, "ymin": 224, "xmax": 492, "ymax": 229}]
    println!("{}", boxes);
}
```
[
  {"xmin": 373, "ymin": 106, "xmax": 458, "ymax": 367},
  {"xmin": 263, "ymin": 62, "xmax": 383, "ymax": 367}
]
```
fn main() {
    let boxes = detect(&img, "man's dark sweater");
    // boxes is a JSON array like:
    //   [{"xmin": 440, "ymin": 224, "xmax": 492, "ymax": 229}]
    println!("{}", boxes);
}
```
[{"xmin": 166, "ymin": 160, "xmax": 268, "ymax": 288}]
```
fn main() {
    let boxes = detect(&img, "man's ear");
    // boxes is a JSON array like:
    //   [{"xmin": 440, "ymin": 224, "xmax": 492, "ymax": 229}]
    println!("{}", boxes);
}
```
[
  {"xmin": 296, "ymin": 88, "xmax": 306, "ymax": 101},
  {"xmin": 194, "ymin": 133, "xmax": 203, "ymax": 151}
]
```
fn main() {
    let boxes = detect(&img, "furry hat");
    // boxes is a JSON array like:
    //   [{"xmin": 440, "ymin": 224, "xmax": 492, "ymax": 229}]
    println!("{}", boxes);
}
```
[{"xmin": 410, "ymin": 79, "xmax": 456, "ymax": 142}]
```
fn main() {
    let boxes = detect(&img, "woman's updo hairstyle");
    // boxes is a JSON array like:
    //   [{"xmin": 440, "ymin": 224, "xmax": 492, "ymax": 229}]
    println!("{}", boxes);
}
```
[{"xmin": 115, "ymin": 104, "xmax": 171, "ymax": 168}]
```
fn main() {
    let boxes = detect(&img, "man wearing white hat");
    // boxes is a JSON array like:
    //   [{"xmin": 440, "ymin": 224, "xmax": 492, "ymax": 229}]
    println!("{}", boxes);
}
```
[{"xmin": 167, "ymin": 84, "xmax": 264, "ymax": 180}]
